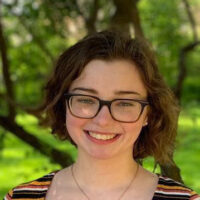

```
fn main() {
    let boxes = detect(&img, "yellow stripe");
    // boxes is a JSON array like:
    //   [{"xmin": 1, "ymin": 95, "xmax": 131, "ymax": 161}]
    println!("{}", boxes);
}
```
[
  {"xmin": 19, "ymin": 181, "xmax": 51, "ymax": 187},
  {"xmin": 157, "ymin": 184, "xmax": 191, "ymax": 191},
  {"xmin": 8, "ymin": 189, "xmax": 13, "ymax": 196},
  {"xmin": 191, "ymin": 190, "xmax": 199, "ymax": 196}
]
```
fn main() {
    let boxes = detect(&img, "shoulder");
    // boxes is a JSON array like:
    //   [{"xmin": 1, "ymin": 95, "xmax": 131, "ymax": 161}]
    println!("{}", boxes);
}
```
[
  {"xmin": 153, "ymin": 175, "xmax": 200, "ymax": 200},
  {"xmin": 3, "ymin": 171, "xmax": 59, "ymax": 200}
]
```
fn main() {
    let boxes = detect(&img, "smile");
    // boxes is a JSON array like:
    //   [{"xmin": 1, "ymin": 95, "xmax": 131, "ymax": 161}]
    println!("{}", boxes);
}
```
[{"xmin": 88, "ymin": 131, "xmax": 117, "ymax": 140}]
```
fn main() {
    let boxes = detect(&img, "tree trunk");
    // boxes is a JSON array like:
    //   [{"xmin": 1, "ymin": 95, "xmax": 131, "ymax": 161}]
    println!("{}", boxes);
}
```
[
  {"xmin": 0, "ymin": 116, "xmax": 74, "ymax": 167},
  {"xmin": 182, "ymin": 0, "xmax": 198, "ymax": 41},
  {"xmin": 110, "ymin": 0, "xmax": 145, "ymax": 39},
  {"xmin": 0, "ymin": 15, "xmax": 16, "ymax": 120},
  {"xmin": 85, "ymin": 0, "xmax": 99, "ymax": 34},
  {"xmin": 174, "ymin": 41, "xmax": 200, "ymax": 100}
]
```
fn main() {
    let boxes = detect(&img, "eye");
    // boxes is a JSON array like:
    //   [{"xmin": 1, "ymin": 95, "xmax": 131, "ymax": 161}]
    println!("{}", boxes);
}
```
[
  {"xmin": 116, "ymin": 101, "xmax": 135, "ymax": 107},
  {"xmin": 76, "ymin": 97, "xmax": 96, "ymax": 104}
]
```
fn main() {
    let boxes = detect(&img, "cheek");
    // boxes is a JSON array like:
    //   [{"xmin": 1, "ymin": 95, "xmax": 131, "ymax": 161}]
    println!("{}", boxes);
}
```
[
  {"xmin": 66, "ymin": 109, "xmax": 86, "ymax": 137},
  {"xmin": 123, "ymin": 121, "xmax": 144, "ymax": 140}
]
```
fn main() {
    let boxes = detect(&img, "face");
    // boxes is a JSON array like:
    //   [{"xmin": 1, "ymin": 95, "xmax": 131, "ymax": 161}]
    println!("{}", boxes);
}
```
[{"xmin": 66, "ymin": 59, "xmax": 148, "ymax": 160}]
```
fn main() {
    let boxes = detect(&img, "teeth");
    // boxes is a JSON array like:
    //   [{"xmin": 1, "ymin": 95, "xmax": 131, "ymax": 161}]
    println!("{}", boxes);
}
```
[{"xmin": 88, "ymin": 131, "xmax": 117, "ymax": 140}]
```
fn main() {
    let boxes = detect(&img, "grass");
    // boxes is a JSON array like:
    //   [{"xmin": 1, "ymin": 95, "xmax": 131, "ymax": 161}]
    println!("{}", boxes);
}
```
[
  {"xmin": 174, "ymin": 108, "xmax": 200, "ymax": 192},
  {"xmin": 0, "ymin": 106, "xmax": 200, "ymax": 198}
]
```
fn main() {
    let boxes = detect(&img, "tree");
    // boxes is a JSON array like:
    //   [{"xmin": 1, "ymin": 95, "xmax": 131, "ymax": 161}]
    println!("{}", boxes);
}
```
[{"xmin": 174, "ymin": 0, "xmax": 200, "ymax": 101}]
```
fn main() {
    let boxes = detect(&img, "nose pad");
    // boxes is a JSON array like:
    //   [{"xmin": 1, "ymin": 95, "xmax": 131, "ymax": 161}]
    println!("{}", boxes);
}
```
[{"xmin": 92, "ymin": 105, "xmax": 114, "ymax": 125}]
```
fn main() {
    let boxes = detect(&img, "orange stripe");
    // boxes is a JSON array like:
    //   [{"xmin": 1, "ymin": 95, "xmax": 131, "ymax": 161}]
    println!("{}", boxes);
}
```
[
  {"xmin": 16, "ymin": 185, "xmax": 49, "ymax": 189},
  {"xmin": 17, "ymin": 181, "xmax": 51, "ymax": 187},
  {"xmin": 157, "ymin": 184, "xmax": 191, "ymax": 191}
]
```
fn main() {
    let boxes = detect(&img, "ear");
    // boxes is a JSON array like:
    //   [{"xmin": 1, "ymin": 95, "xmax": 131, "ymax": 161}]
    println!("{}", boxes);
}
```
[{"xmin": 143, "ymin": 117, "xmax": 148, "ymax": 127}]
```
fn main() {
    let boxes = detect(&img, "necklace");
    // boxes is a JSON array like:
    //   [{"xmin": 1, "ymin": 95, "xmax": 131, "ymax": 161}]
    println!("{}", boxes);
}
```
[{"xmin": 71, "ymin": 163, "xmax": 139, "ymax": 200}]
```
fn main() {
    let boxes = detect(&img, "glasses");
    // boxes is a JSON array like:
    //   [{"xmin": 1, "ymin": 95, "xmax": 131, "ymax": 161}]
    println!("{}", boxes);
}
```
[{"xmin": 64, "ymin": 93, "xmax": 149, "ymax": 123}]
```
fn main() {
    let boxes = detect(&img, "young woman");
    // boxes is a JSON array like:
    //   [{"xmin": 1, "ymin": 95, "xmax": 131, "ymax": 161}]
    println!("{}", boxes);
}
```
[{"xmin": 4, "ymin": 31, "xmax": 200, "ymax": 200}]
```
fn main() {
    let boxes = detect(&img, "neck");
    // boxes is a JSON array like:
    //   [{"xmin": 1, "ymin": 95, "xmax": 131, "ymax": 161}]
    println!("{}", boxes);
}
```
[{"xmin": 72, "ymin": 148, "xmax": 138, "ymax": 192}]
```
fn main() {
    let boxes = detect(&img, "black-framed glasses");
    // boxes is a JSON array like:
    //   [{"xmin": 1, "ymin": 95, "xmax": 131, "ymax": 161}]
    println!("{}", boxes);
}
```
[{"xmin": 64, "ymin": 93, "xmax": 149, "ymax": 123}]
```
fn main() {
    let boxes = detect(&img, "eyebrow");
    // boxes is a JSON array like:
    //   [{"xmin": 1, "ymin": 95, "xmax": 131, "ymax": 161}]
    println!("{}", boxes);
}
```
[
  {"xmin": 71, "ymin": 87, "xmax": 98, "ymax": 94},
  {"xmin": 71, "ymin": 87, "xmax": 141, "ymax": 96}
]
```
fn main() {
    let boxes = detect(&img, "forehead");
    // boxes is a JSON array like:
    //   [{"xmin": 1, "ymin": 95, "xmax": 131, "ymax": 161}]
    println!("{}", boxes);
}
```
[{"xmin": 69, "ymin": 59, "xmax": 147, "ymax": 97}]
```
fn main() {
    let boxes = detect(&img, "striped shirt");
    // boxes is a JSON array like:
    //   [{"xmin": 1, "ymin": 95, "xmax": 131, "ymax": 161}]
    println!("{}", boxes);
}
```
[{"xmin": 4, "ymin": 171, "xmax": 200, "ymax": 200}]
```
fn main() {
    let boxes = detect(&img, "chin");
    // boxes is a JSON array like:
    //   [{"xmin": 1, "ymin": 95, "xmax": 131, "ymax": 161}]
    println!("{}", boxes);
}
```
[{"xmin": 85, "ymin": 148, "xmax": 120, "ymax": 160}]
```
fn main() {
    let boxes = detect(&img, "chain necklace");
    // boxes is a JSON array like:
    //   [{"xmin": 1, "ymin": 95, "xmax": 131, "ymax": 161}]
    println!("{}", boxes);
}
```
[{"xmin": 71, "ymin": 163, "xmax": 139, "ymax": 200}]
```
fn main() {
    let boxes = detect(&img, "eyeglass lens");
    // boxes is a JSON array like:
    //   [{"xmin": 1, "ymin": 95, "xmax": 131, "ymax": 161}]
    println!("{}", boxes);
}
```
[{"xmin": 69, "ymin": 95, "xmax": 144, "ymax": 122}]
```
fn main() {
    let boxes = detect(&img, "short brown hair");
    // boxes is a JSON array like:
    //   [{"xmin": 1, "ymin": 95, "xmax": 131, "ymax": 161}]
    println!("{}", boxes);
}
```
[{"xmin": 41, "ymin": 31, "xmax": 179, "ymax": 164}]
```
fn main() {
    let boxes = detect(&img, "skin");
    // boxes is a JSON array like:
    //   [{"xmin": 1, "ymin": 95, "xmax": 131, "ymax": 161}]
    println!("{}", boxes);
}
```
[
  {"xmin": 46, "ymin": 59, "xmax": 158, "ymax": 200},
  {"xmin": 67, "ymin": 59, "xmax": 148, "ymax": 160}
]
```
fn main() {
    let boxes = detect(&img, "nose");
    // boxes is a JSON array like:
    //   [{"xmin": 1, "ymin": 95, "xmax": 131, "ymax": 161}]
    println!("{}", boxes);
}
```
[{"xmin": 92, "ymin": 105, "xmax": 114, "ymax": 126}]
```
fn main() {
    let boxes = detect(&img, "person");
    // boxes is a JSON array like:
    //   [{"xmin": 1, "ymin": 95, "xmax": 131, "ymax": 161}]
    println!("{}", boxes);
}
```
[{"xmin": 4, "ymin": 31, "xmax": 200, "ymax": 200}]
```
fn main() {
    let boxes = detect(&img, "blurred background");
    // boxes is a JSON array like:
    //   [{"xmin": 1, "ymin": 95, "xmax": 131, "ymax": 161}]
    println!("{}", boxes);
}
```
[{"xmin": 0, "ymin": 0, "xmax": 200, "ymax": 198}]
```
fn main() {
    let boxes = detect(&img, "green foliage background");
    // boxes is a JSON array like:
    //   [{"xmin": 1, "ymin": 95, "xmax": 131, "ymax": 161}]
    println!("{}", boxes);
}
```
[{"xmin": 0, "ymin": 0, "xmax": 200, "ymax": 198}]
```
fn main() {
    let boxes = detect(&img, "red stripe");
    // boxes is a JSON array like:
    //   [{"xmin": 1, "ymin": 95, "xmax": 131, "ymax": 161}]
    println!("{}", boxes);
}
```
[
  {"xmin": 190, "ymin": 194, "xmax": 200, "ymax": 200},
  {"xmin": 5, "ymin": 194, "xmax": 12, "ymax": 200}
]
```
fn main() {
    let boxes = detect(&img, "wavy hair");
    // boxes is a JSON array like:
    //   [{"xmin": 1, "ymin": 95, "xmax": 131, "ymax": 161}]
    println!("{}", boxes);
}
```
[{"xmin": 40, "ymin": 31, "xmax": 180, "ymax": 164}]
